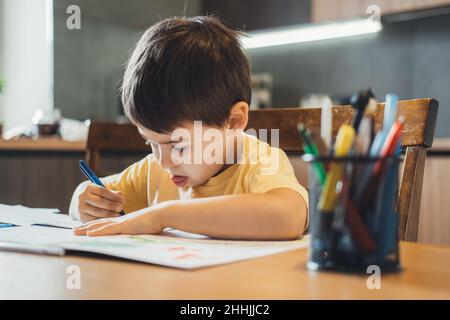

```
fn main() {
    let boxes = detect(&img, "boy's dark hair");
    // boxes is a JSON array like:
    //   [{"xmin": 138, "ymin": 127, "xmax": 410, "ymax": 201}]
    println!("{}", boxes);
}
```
[{"xmin": 121, "ymin": 16, "xmax": 251, "ymax": 133}]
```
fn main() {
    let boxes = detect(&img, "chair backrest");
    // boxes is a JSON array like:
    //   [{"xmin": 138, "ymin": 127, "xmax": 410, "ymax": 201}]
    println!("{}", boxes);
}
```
[
  {"xmin": 246, "ymin": 98, "xmax": 439, "ymax": 242},
  {"xmin": 85, "ymin": 122, "xmax": 148, "ymax": 173}
]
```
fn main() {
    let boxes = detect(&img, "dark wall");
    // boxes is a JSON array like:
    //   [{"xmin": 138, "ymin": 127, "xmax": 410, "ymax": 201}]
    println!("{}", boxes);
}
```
[
  {"xmin": 53, "ymin": 0, "xmax": 200, "ymax": 122},
  {"xmin": 248, "ymin": 13, "xmax": 450, "ymax": 137},
  {"xmin": 53, "ymin": 1, "xmax": 450, "ymax": 138}
]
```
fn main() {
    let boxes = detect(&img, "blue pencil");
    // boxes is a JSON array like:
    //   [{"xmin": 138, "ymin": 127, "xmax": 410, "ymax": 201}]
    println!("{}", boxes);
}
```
[{"xmin": 79, "ymin": 160, "xmax": 125, "ymax": 216}]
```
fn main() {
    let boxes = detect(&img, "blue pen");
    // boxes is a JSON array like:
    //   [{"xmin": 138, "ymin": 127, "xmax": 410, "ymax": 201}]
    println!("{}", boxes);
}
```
[
  {"xmin": 79, "ymin": 160, "xmax": 125, "ymax": 216},
  {"xmin": 0, "ymin": 223, "xmax": 16, "ymax": 228}
]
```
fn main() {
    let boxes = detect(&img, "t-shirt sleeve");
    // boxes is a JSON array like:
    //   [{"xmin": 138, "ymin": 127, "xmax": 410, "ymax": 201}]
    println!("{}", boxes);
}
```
[
  {"xmin": 103, "ymin": 156, "xmax": 150, "ymax": 213},
  {"xmin": 245, "ymin": 147, "xmax": 309, "ymax": 233},
  {"xmin": 246, "ymin": 147, "xmax": 309, "ymax": 209}
]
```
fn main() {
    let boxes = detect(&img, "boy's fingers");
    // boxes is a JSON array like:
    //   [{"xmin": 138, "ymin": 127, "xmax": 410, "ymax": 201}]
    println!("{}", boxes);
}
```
[
  {"xmin": 84, "ymin": 205, "xmax": 121, "ymax": 218},
  {"xmin": 79, "ymin": 200, "xmax": 120, "ymax": 218},
  {"xmin": 112, "ymin": 190, "xmax": 125, "ymax": 203},
  {"xmin": 78, "ymin": 218, "xmax": 115, "ymax": 229},
  {"xmin": 73, "ymin": 227, "xmax": 88, "ymax": 235},
  {"xmin": 88, "ymin": 185, "xmax": 124, "ymax": 203},
  {"xmin": 74, "ymin": 220, "xmax": 112, "ymax": 235},
  {"xmin": 84, "ymin": 196, "xmax": 123, "ymax": 214},
  {"xmin": 112, "ymin": 192, "xmax": 125, "ymax": 205},
  {"xmin": 79, "ymin": 212, "xmax": 98, "ymax": 223},
  {"xmin": 86, "ymin": 223, "xmax": 122, "ymax": 237}
]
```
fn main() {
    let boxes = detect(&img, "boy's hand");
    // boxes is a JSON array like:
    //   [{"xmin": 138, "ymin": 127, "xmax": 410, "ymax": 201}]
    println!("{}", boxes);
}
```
[
  {"xmin": 73, "ymin": 209, "xmax": 163, "ymax": 236},
  {"xmin": 78, "ymin": 184, "xmax": 125, "ymax": 223}
]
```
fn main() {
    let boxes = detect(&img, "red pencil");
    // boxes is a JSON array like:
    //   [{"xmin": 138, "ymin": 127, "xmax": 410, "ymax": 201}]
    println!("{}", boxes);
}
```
[{"xmin": 372, "ymin": 118, "xmax": 404, "ymax": 175}]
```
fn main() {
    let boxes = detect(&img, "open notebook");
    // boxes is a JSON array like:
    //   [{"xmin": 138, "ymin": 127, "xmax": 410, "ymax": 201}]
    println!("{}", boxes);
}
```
[{"xmin": 0, "ymin": 204, "xmax": 308, "ymax": 269}]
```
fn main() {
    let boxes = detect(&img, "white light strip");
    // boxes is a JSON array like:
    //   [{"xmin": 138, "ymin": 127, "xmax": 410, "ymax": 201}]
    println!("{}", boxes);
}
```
[{"xmin": 241, "ymin": 19, "xmax": 382, "ymax": 50}]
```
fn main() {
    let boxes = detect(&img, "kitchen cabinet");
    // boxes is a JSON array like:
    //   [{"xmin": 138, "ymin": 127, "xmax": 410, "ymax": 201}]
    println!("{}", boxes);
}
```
[{"xmin": 312, "ymin": 0, "xmax": 450, "ymax": 22}]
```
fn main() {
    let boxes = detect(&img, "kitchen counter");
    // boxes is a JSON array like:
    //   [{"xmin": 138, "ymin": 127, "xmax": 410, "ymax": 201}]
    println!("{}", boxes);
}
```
[{"xmin": 0, "ymin": 138, "xmax": 86, "ymax": 152}]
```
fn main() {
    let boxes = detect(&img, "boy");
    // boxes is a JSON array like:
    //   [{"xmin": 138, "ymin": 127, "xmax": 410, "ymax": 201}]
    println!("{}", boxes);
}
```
[{"xmin": 70, "ymin": 16, "xmax": 308, "ymax": 240}]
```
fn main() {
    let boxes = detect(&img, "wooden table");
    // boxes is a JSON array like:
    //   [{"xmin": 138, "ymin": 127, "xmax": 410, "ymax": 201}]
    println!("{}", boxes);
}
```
[{"xmin": 1, "ymin": 241, "xmax": 449, "ymax": 299}]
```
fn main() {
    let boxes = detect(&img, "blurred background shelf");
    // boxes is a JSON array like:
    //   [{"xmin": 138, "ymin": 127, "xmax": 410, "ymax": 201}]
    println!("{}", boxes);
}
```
[
  {"xmin": 0, "ymin": 138, "xmax": 86, "ymax": 152},
  {"xmin": 0, "ymin": 137, "xmax": 144, "ymax": 213}
]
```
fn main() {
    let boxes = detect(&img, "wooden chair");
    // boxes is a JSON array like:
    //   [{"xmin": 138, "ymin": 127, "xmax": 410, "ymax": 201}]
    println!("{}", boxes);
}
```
[
  {"xmin": 86, "ymin": 98, "xmax": 438, "ymax": 242},
  {"xmin": 246, "ymin": 98, "xmax": 439, "ymax": 242},
  {"xmin": 85, "ymin": 122, "xmax": 148, "ymax": 174}
]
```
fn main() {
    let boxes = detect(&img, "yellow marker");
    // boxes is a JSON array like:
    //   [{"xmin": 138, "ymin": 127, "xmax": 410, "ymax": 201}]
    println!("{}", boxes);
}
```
[{"xmin": 318, "ymin": 125, "xmax": 355, "ymax": 212}]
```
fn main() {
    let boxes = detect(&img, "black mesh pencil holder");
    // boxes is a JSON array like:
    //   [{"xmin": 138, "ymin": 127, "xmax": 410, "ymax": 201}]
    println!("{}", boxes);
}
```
[{"xmin": 303, "ymin": 155, "xmax": 402, "ymax": 273}]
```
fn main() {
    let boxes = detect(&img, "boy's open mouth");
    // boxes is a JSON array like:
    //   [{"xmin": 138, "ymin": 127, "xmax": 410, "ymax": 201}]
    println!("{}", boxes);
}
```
[{"xmin": 171, "ymin": 175, "xmax": 188, "ymax": 187}]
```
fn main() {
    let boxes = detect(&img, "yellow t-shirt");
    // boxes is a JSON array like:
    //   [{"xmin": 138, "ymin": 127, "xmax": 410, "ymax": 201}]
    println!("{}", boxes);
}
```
[{"xmin": 104, "ymin": 133, "xmax": 309, "ymax": 215}]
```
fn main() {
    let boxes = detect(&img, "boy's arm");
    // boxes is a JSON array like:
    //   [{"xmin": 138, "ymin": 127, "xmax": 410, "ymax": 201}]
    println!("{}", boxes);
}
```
[
  {"xmin": 153, "ymin": 151, "xmax": 308, "ymax": 240},
  {"xmin": 160, "ymin": 188, "xmax": 307, "ymax": 240},
  {"xmin": 75, "ymin": 187, "xmax": 308, "ymax": 240}
]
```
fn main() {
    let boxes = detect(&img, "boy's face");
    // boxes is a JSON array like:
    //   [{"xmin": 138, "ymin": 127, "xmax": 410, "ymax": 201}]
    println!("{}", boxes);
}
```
[{"xmin": 137, "ymin": 122, "xmax": 235, "ymax": 188}]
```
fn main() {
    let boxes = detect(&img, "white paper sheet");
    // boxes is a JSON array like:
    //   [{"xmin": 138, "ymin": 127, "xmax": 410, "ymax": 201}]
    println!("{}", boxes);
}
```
[
  {"xmin": 0, "ymin": 225, "xmax": 309, "ymax": 269},
  {"xmin": 0, "ymin": 204, "xmax": 81, "ymax": 229},
  {"xmin": 0, "ymin": 225, "xmax": 80, "ymax": 244},
  {"xmin": 0, "ymin": 225, "xmax": 78, "ymax": 256}
]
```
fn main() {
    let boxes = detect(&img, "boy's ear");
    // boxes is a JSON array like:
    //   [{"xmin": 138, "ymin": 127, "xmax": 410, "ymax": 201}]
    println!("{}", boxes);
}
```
[{"xmin": 227, "ymin": 101, "xmax": 249, "ymax": 130}]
